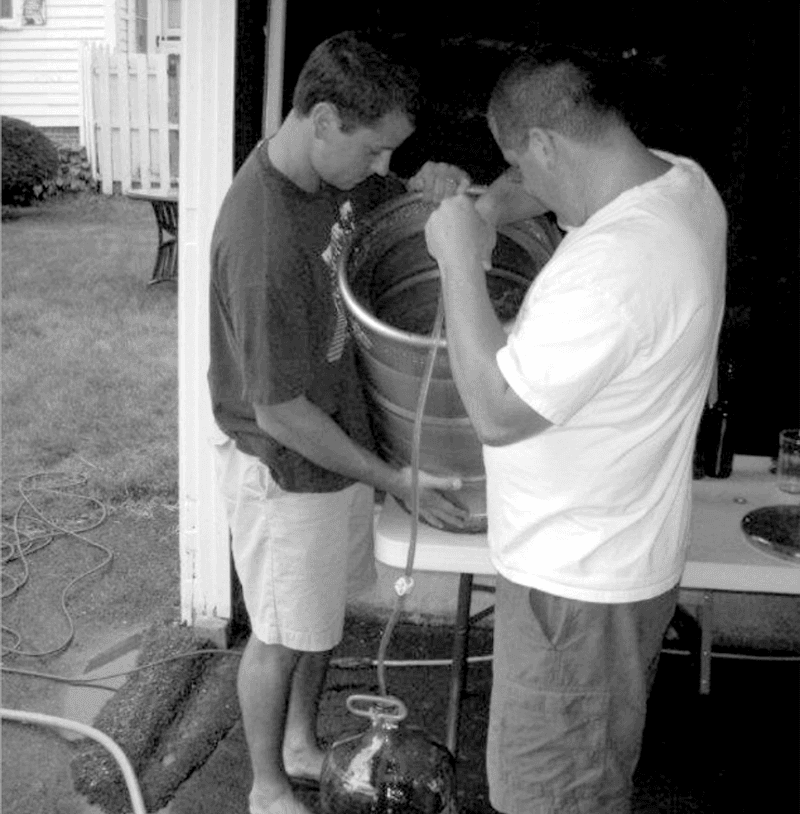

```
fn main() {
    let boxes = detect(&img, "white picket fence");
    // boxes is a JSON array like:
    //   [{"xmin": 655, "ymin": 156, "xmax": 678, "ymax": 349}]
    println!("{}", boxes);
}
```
[{"xmin": 80, "ymin": 43, "xmax": 179, "ymax": 194}]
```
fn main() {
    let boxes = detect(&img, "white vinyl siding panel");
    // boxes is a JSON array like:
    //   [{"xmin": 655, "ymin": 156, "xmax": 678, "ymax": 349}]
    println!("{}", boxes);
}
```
[
  {"xmin": 2, "ymin": 30, "xmax": 108, "ymax": 42},
  {"xmin": 1, "ymin": 92, "xmax": 79, "ymax": 105},
  {"xmin": 117, "ymin": 0, "xmax": 131, "ymax": 54},
  {"xmin": 0, "ymin": 73, "xmax": 77, "ymax": 85},
  {"xmin": 0, "ymin": 0, "xmax": 111, "ymax": 129},
  {"xmin": 0, "ymin": 64, "xmax": 77, "ymax": 75}
]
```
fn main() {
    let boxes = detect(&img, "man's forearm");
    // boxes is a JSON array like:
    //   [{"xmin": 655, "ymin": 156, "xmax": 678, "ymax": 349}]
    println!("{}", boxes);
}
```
[
  {"xmin": 438, "ymin": 257, "xmax": 514, "ymax": 443},
  {"xmin": 438, "ymin": 254, "xmax": 553, "ymax": 447},
  {"xmin": 475, "ymin": 170, "xmax": 548, "ymax": 227},
  {"xmin": 253, "ymin": 394, "xmax": 471, "ymax": 529},
  {"xmin": 253, "ymin": 396, "xmax": 401, "ymax": 493},
  {"xmin": 426, "ymin": 195, "xmax": 553, "ymax": 447}
]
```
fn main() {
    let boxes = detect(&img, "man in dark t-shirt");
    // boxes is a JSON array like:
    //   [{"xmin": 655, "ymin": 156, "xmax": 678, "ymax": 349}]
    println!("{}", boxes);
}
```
[{"xmin": 208, "ymin": 32, "xmax": 471, "ymax": 814}]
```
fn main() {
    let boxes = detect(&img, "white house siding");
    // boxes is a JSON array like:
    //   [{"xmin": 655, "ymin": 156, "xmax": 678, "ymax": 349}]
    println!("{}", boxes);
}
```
[
  {"xmin": 0, "ymin": 0, "xmax": 115, "ymax": 137},
  {"xmin": 116, "ymin": 1, "xmax": 129, "ymax": 54},
  {"xmin": 116, "ymin": 0, "xmax": 138, "ymax": 54}
]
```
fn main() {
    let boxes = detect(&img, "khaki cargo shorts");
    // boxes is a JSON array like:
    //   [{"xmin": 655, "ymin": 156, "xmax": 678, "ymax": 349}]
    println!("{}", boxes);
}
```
[{"xmin": 488, "ymin": 575, "xmax": 679, "ymax": 814}]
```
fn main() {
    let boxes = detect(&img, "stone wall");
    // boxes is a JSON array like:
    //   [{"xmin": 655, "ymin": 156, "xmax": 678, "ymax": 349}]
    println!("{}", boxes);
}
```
[
  {"xmin": 33, "ymin": 132, "xmax": 97, "ymax": 199},
  {"xmin": 53, "ymin": 145, "xmax": 96, "ymax": 194}
]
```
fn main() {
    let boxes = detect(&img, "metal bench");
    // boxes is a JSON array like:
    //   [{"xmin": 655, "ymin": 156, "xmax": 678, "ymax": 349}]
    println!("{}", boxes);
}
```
[{"xmin": 127, "ymin": 190, "xmax": 179, "ymax": 284}]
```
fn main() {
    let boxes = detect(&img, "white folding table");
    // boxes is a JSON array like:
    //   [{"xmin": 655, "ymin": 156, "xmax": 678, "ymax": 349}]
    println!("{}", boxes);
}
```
[{"xmin": 374, "ymin": 455, "xmax": 800, "ymax": 755}]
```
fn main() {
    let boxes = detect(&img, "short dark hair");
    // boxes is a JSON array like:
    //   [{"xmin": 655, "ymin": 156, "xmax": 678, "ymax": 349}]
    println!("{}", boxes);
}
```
[
  {"xmin": 488, "ymin": 46, "xmax": 627, "ymax": 149},
  {"xmin": 293, "ymin": 31, "xmax": 421, "ymax": 132}
]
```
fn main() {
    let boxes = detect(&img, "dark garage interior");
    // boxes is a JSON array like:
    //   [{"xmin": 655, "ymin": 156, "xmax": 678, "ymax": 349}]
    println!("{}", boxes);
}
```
[{"xmin": 233, "ymin": 1, "xmax": 799, "ymax": 458}]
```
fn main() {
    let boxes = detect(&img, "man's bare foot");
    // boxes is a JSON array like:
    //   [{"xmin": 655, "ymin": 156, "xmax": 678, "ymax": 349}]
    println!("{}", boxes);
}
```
[
  {"xmin": 282, "ymin": 743, "xmax": 326, "ymax": 782},
  {"xmin": 249, "ymin": 787, "xmax": 313, "ymax": 814}
]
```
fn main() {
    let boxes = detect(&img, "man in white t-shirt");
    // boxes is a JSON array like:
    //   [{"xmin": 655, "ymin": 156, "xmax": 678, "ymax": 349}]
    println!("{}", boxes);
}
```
[{"xmin": 425, "ymin": 46, "xmax": 726, "ymax": 814}]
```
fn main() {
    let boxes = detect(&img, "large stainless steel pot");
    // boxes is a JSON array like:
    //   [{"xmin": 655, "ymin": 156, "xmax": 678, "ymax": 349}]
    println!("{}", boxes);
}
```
[{"xmin": 338, "ymin": 193, "xmax": 558, "ymax": 532}]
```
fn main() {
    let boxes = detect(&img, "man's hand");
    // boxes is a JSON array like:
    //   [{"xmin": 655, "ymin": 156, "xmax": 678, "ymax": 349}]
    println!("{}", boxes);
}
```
[
  {"xmin": 254, "ymin": 396, "xmax": 472, "ymax": 528},
  {"xmin": 389, "ymin": 467, "xmax": 471, "ymax": 530},
  {"xmin": 425, "ymin": 195, "xmax": 496, "ymax": 275},
  {"xmin": 407, "ymin": 161, "xmax": 471, "ymax": 203},
  {"xmin": 474, "ymin": 167, "xmax": 548, "ymax": 227}
]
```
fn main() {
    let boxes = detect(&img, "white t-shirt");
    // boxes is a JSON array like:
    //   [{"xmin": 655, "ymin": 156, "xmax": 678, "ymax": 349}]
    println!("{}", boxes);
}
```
[{"xmin": 487, "ymin": 152, "xmax": 727, "ymax": 603}]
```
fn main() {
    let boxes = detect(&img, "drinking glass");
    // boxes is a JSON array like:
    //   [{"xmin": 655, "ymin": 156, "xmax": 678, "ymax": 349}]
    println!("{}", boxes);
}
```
[{"xmin": 777, "ymin": 429, "xmax": 800, "ymax": 494}]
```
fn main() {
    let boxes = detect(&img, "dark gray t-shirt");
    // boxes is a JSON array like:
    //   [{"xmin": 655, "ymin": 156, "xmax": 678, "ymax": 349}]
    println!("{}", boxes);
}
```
[{"xmin": 208, "ymin": 141, "xmax": 402, "ymax": 492}]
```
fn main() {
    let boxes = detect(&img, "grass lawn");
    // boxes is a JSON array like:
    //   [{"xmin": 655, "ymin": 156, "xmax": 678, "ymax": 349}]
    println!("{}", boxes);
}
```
[
  {"xmin": 2, "ymin": 192, "xmax": 178, "ymax": 511},
  {"xmin": 2, "ymin": 193, "xmax": 184, "ymax": 814}
]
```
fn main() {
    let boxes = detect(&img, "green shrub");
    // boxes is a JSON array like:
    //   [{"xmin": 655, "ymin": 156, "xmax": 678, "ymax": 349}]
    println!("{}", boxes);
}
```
[{"xmin": 2, "ymin": 116, "xmax": 59, "ymax": 206}]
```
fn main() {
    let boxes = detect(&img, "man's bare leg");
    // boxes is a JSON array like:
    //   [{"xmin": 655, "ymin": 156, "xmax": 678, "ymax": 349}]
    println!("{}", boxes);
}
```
[
  {"xmin": 237, "ymin": 635, "xmax": 312, "ymax": 814},
  {"xmin": 283, "ymin": 650, "xmax": 329, "ymax": 780}
]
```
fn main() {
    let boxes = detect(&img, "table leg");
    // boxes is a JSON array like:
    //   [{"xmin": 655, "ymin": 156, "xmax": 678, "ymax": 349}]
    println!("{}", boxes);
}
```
[
  {"xmin": 446, "ymin": 573, "xmax": 473, "ymax": 757},
  {"xmin": 698, "ymin": 591, "xmax": 714, "ymax": 694}
]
